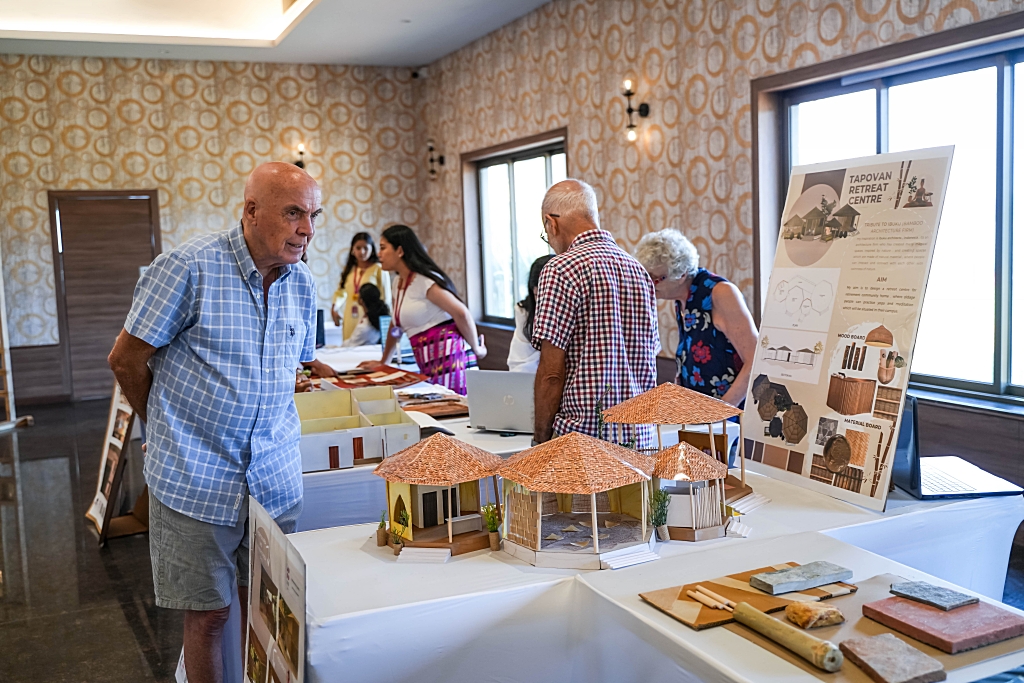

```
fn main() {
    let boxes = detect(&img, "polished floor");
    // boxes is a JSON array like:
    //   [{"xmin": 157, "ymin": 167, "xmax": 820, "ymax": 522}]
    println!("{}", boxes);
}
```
[{"xmin": 0, "ymin": 401, "xmax": 1023, "ymax": 683}]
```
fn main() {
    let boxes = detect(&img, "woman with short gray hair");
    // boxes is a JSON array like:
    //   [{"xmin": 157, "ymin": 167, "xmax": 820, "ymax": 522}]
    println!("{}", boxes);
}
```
[{"xmin": 634, "ymin": 229, "xmax": 757, "ymax": 407}]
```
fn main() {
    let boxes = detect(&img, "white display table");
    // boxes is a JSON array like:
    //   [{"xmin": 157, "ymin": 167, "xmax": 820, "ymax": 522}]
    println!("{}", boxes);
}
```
[{"xmin": 291, "ymin": 527, "xmax": 1024, "ymax": 683}]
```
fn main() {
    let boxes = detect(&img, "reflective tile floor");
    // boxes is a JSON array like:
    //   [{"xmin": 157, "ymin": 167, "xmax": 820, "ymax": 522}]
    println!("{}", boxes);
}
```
[
  {"xmin": 0, "ymin": 400, "xmax": 182, "ymax": 683},
  {"xmin": 0, "ymin": 400, "xmax": 1022, "ymax": 683}
]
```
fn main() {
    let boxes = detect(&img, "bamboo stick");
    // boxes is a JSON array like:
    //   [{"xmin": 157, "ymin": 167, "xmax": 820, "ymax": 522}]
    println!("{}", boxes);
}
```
[
  {"xmin": 738, "ymin": 418, "xmax": 746, "ymax": 486},
  {"xmin": 536, "ymin": 489, "xmax": 543, "ymax": 550},
  {"xmin": 707, "ymin": 423, "xmax": 718, "ymax": 463},
  {"xmin": 689, "ymin": 487, "xmax": 697, "ymax": 531},
  {"xmin": 721, "ymin": 420, "xmax": 728, "ymax": 465},
  {"xmin": 641, "ymin": 481, "xmax": 647, "ymax": 541},
  {"xmin": 447, "ymin": 486, "xmax": 453, "ymax": 543},
  {"xmin": 591, "ymin": 492, "xmax": 600, "ymax": 554},
  {"xmin": 492, "ymin": 475, "xmax": 503, "ymax": 523},
  {"xmin": 733, "ymin": 603, "xmax": 843, "ymax": 673}
]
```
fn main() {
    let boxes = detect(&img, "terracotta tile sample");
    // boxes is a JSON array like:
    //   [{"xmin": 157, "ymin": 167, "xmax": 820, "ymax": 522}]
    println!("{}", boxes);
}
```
[
  {"xmin": 863, "ymin": 597, "xmax": 1024, "ymax": 654},
  {"xmin": 840, "ymin": 633, "xmax": 946, "ymax": 683}
]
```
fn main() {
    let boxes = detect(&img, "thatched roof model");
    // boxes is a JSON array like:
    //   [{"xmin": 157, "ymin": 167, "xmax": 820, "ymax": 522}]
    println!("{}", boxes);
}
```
[
  {"xmin": 374, "ymin": 433, "xmax": 502, "ymax": 486},
  {"xmin": 653, "ymin": 442, "xmax": 728, "ymax": 482},
  {"xmin": 498, "ymin": 431, "xmax": 654, "ymax": 494},
  {"xmin": 602, "ymin": 383, "xmax": 741, "ymax": 425}
]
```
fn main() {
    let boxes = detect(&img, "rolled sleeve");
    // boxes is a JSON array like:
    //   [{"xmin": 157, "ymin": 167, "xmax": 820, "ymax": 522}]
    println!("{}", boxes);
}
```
[
  {"xmin": 531, "ymin": 263, "xmax": 578, "ymax": 351},
  {"xmin": 125, "ymin": 253, "xmax": 195, "ymax": 348}
]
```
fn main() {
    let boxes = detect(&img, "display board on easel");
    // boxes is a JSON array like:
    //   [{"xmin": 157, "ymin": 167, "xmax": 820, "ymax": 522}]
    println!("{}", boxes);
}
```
[
  {"xmin": 85, "ymin": 382, "xmax": 148, "ymax": 545},
  {"xmin": 246, "ymin": 497, "xmax": 306, "ymax": 683},
  {"xmin": 741, "ymin": 147, "xmax": 953, "ymax": 511}
]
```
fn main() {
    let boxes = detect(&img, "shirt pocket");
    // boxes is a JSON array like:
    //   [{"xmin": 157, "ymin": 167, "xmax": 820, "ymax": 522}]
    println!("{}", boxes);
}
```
[{"xmin": 273, "ymin": 317, "xmax": 306, "ymax": 374}]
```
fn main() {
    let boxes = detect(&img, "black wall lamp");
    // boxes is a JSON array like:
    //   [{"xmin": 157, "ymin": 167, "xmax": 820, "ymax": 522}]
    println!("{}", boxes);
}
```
[
  {"xmin": 427, "ymin": 139, "xmax": 445, "ymax": 179},
  {"xmin": 622, "ymin": 79, "xmax": 650, "ymax": 142},
  {"xmin": 295, "ymin": 143, "xmax": 306, "ymax": 169}
]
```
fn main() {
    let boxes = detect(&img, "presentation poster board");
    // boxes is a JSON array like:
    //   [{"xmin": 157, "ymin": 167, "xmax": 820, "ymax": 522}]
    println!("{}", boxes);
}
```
[
  {"xmin": 85, "ymin": 383, "xmax": 136, "ymax": 538},
  {"xmin": 246, "ymin": 497, "xmax": 306, "ymax": 683},
  {"xmin": 741, "ymin": 147, "xmax": 953, "ymax": 511}
]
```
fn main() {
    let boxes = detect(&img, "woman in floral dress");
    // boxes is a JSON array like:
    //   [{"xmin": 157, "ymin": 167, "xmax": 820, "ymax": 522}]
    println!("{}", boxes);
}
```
[{"xmin": 635, "ymin": 229, "xmax": 757, "ymax": 407}]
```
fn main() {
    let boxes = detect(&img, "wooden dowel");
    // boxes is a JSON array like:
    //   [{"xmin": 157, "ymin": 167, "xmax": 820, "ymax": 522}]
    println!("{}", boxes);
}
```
[
  {"xmin": 738, "ymin": 418, "xmax": 746, "ymax": 486},
  {"xmin": 687, "ymin": 589, "xmax": 730, "ymax": 611},
  {"xmin": 591, "ymin": 492, "xmax": 599, "ymax": 554},
  {"xmin": 707, "ymin": 423, "xmax": 718, "ymax": 464},
  {"xmin": 696, "ymin": 584, "xmax": 736, "ymax": 608}
]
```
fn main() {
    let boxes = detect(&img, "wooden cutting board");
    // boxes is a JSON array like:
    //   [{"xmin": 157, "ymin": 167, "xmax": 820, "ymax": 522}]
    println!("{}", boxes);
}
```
[{"xmin": 640, "ymin": 562, "xmax": 858, "ymax": 630}]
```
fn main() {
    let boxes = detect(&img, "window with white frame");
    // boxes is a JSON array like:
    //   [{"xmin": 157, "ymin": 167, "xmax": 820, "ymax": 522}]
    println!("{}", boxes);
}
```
[
  {"xmin": 784, "ymin": 51, "xmax": 1024, "ymax": 397},
  {"xmin": 477, "ymin": 146, "xmax": 566, "ymax": 322}
]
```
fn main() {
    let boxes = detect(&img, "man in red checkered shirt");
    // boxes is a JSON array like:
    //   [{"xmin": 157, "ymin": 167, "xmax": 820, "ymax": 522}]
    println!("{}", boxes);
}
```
[{"xmin": 531, "ymin": 179, "xmax": 658, "ymax": 447}]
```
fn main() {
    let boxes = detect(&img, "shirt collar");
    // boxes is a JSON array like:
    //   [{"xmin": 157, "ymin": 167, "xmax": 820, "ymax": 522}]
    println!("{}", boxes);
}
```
[
  {"xmin": 229, "ymin": 222, "xmax": 292, "ymax": 282},
  {"xmin": 568, "ymin": 228, "xmax": 614, "ymax": 250}
]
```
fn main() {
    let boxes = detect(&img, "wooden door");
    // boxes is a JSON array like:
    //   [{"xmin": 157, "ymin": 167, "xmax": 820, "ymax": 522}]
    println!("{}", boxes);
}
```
[{"xmin": 49, "ymin": 191, "xmax": 161, "ymax": 401}]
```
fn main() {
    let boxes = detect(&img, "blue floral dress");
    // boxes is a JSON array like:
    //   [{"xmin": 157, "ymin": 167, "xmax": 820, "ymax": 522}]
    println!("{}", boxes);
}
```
[{"xmin": 676, "ymin": 269, "xmax": 743, "ymax": 399}]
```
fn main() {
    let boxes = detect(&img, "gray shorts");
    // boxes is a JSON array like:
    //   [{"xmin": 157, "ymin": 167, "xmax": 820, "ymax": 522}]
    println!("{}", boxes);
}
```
[{"xmin": 149, "ymin": 493, "xmax": 303, "ymax": 611}]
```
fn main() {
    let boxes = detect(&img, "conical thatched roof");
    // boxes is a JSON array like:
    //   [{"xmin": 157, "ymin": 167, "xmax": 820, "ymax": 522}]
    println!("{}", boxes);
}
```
[
  {"xmin": 498, "ymin": 431, "xmax": 654, "ymax": 494},
  {"xmin": 602, "ymin": 383, "xmax": 741, "ymax": 425},
  {"xmin": 653, "ymin": 442, "xmax": 728, "ymax": 481},
  {"xmin": 374, "ymin": 433, "xmax": 503, "ymax": 486}
]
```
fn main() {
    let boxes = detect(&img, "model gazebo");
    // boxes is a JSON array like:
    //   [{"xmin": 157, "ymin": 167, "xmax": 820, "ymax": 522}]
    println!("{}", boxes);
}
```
[
  {"xmin": 653, "ymin": 442, "xmax": 729, "ymax": 541},
  {"xmin": 497, "ymin": 431, "xmax": 656, "ymax": 570},
  {"xmin": 374, "ymin": 433, "xmax": 503, "ymax": 555},
  {"xmin": 601, "ymin": 382, "xmax": 750, "ymax": 502}
]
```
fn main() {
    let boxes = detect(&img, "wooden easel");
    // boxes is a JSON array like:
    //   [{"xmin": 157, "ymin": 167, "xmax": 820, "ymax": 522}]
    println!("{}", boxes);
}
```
[
  {"xmin": 0, "ymin": 241, "xmax": 32, "ymax": 430},
  {"xmin": 85, "ymin": 383, "xmax": 149, "ymax": 546}
]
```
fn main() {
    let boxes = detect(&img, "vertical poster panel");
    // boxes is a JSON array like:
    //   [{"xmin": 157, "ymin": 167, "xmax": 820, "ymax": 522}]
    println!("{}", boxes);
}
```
[
  {"xmin": 85, "ymin": 383, "xmax": 135, "ymax": 534},
  {"xmin": 742, "ymin": 147, "xmax": 954, "ymax": 511},
  {"xmin": 246, "ymin": 497, "xmax": 306, "ymax": 683}
]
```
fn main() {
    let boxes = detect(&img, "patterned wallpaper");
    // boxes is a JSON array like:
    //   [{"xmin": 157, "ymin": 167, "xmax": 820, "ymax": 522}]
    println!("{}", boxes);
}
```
[
  {"xmin": 3, "ymin": 0, "xmax": 1021, "ymax": 351},
  {"xmin": 416, "ymin": 0, "xmax": 1023, "ymax": 356},
  {"xmin": 0, "ymin": 56, "xmax": 421, "ymax": 346}
]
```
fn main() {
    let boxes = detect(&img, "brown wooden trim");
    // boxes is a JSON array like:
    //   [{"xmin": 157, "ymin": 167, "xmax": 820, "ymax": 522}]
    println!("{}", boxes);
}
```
[
  {"xmin": 460, "ymin": 127, "xmax": 568, "ymax": 164},
  {"xmin": 752, "ymin": 13, "xmax": 1024, "ymax": 95}
]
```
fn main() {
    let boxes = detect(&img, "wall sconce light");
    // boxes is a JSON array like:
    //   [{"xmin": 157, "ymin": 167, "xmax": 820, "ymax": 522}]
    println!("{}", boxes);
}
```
[
  {"xmin": 295, "ymin": 143, "xmax": 306, "ymax": 169},
  {"xmin": 622, "ymin": 79, "xmax": 650, "ymax": 142},
  {"xmin": 427, "ymin": 139, "xmax": 445, "ymax": 180}
]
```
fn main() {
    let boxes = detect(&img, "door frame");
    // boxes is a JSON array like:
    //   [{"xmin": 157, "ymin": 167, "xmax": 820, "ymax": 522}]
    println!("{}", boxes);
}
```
[{"xmin": 47, "ymin": 190, "xmax": 162, "ymax": 400}]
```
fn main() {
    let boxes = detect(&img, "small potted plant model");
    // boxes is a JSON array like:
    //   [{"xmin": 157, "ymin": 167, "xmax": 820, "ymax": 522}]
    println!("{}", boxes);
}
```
[
  {"xmin": 389, "ymin": 508, "xmax": 410, "ymax": 556},
  {"xmin": 376, "ymin": 510, "xmax": 388, "ymax": 546},
  {"xmin": 481, "ymin": 503, "xmax": 501, "ymax": 551},
  {"xmin": 651, "ymin": 488, "xmax": 671, "ymax": 541}
]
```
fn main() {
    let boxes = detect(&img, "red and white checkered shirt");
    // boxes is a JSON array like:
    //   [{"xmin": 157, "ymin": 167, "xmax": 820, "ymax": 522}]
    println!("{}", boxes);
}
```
[{"xmin": 532, "ymin": 229, "xmax": 659, "ymax": 447}]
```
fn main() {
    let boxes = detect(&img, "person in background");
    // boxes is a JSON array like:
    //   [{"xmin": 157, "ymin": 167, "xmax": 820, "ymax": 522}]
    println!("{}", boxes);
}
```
[
  {"xmin": 367, "ymin": 224, "xmax": 486, "ymax": 394},
  {"xmin": 634, "ymin": 228, "xmax": 757, "ymax": 407},
  {"xmin": 331, "ymin": 232, "xmax": 390, "ymax": 341},
  {"xmin": 507, "ymin": 254, "xmax": 553, "ymax": 373},
  {"xmin": 108, "ymin": 162, "xmax": 319, "ymax": 683},
  {"xmin": 532, "ymin": 179, "xmax": 658, "ymax": 447},
  {"xmin": 342, "ymin": 283, "xmax": 390, "ymax": 347}
]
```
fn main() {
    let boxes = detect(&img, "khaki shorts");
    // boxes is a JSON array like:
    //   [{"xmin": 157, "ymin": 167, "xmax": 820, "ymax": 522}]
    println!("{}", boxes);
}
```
[{"xmin": 148, "ymin": 493, "xmax": 302, "ymax": 611}]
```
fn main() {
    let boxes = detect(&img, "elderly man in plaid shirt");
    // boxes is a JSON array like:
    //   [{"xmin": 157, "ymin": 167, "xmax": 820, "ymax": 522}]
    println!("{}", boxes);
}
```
[
  {"xmin": 532, "ymin": 179, "xmax": 659, "ymax": 448},
  {"xmin": 108, "ymin": 162, "xmax": 325, "ymax": 683}
]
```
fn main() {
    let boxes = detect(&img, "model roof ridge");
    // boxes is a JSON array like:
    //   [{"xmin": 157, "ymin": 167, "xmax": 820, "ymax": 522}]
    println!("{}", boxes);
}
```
[
  {"xmin": 373, "ymin": 432, "xmax": 503, "ymax": 486},
  {"xmin": 602, "ymin": 382, "xmax": 741, "ymax": 425}
]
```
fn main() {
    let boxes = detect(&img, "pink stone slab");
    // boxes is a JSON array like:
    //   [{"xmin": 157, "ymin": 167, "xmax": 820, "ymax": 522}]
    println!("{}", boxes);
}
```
[{"xmin": 863, "ymin": 597, "xmax": 1024, "ymax": 654}]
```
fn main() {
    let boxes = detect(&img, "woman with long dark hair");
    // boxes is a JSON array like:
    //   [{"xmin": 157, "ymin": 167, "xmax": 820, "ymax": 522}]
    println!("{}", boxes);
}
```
[
  {"xmin": 342, "ymin": 283, "xmax": 390, "ymax": 347},
  {"xmin": 507, "ymin": 254, "xmax": 553, "ymax": 372},
  {"xmin": 368, "ymin": 224, "xmax": 486, "ymax": 394},
  {"xmin": 331, "ymin": 232, "xmax": 390, "ymax": 342}
]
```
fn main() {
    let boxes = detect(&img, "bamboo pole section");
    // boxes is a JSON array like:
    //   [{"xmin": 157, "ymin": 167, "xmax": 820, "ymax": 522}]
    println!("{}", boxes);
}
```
[
  {"xmin": 738, "ymin": 417, "xmax": 746, "ymax": 486},
  {"xmin": 641, "ymin": 482, "xmax": 647, "ymax": 541},
  {"xmin": 447, "ymin": 486, "xmax": 453, "ymax": 543},
  {"xmin": 536, "ymin": 489, "xmax": 543, "ymax": 550},
  {"xmin": 690, "ymin": 487, "xmax": 698, "ymax": 531},
  {"xmin": 707, "ymin": 423, "xmax": 718, "ymax": 464},
  {"xmin": 591, "ymin": 492, "xmax": 600, "ymax": 554},
  {"xmin": 721, "ymin": 420, "xmax": 729, "ymax": 465},
  {"xmin": 492, "ymin": 475, "xmax": 503, "ymax": 522}
]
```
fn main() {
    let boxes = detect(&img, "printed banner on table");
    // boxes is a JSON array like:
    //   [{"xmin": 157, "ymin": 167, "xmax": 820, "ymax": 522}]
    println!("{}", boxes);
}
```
[
  {"xmin": 741, "ymin": 146, "xmax": 954, "ymax": 511},
  {"xmin": 246, "ymin": 497, "xmax": 306, "ymax": 683}
]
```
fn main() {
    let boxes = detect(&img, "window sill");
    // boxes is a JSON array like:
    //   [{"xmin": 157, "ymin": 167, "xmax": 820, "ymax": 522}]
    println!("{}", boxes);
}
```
[
  {"xmin": 908, "ymin": 383, "xmax": 1024, "ymax": 421},
  {"xmin": 478, "ymin": 321, "xmax": 515, "ymax": 332}
]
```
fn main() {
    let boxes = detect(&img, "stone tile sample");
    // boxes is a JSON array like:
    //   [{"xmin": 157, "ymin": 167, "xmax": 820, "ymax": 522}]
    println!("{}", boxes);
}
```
[
  {"xmin": 750, "ymin": 561, "xmax": 854, "ymax": 595},
  {"xmin": 890, "ymin": 581, "xmax": 978, "ymax": 611},
  {"xmin": 863, "ymin": 597, "xmax": 1024, "ymax": 654},
  {"xmin": 785, "ymin": 601, "xmax": 845, "ymax": 629},
  {"xmin": 840, "ymin": 633, "xmax": 946, "ymax": 683}
]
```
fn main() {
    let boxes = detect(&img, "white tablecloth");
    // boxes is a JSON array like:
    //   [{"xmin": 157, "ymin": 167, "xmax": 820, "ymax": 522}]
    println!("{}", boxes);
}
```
[{"xmin": 292, "ymin": 526, "xmax": 1024, "ymax": 683}]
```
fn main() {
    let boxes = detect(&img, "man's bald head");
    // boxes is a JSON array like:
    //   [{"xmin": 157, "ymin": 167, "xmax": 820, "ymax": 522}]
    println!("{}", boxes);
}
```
[
  {"xmin": 540, "ymin": 178, "xmax": 601, "ymax": 254},
  {"xmin": 242, "ymin": 162, "xmax": 322, "ymax": 275}
]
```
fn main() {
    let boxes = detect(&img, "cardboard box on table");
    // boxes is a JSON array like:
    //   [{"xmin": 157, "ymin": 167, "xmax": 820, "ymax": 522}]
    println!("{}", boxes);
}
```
[{"xmin": 351, "ymin": 386, "xmax": 420, "ymax": 457}]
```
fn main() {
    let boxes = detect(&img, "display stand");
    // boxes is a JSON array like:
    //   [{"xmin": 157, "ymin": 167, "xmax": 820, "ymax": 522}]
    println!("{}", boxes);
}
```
[
  {"xmin": 0, "ymin": 242, "xmax": 32, "ymax": 430},
  {"xmin": 85, "ymin": 383, "xmax": 148, "ymax": 545}
]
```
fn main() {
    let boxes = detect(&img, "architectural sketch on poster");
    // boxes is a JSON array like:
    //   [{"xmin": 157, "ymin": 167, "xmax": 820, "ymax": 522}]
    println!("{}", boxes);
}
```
[
  {"xmin": 742, "ymin": 147, "xmax": 954, "ymax": 511},
  {"xmin": 246, "ymin": 498, "xmax": 305, "ymax": 683}
]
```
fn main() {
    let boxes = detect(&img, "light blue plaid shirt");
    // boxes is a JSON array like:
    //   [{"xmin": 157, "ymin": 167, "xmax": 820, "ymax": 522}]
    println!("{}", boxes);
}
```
[{"xmin": 125, "ymin": 224, "xmax": 316, "ymax": 525}]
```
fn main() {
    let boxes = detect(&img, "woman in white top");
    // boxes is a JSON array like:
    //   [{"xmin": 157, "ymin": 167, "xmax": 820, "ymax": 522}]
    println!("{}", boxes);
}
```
[
  {"xmin": 507, "ymin": 254, "xmax": 553, "ymax": 373},
  {"xmin": 342, "ymin": 283, "xmax": 390, "ymax": 347},
  {"xmin": 369, "ymin": 224, "xmax": 486, "ymax": 394}
]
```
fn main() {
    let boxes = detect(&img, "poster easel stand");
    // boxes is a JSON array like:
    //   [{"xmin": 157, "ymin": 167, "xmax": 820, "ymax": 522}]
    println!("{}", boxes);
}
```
[
  {"xmin": 0, "ymin": 240, "xmax": 32, "ymax": 431},
  {"xmin": 85, "ymin": 383, "xmax": 149, "ymax": 546}
]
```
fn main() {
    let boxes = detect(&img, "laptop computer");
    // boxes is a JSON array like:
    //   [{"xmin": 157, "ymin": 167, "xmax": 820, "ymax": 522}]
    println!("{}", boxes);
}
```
[
  {"xmin": 466, "ymin": 370, "xmax": 535, "ymax": 434},
  {"xmin": 891, "ymin": 395, "xmax": 1021, "ymax": 499}
]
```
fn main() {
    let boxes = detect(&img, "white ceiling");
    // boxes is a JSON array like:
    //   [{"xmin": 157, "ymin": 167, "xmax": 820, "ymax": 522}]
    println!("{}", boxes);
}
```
[{"xmin": 0, "ymin": 0, "xmax": 551, "ymax": 66}]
